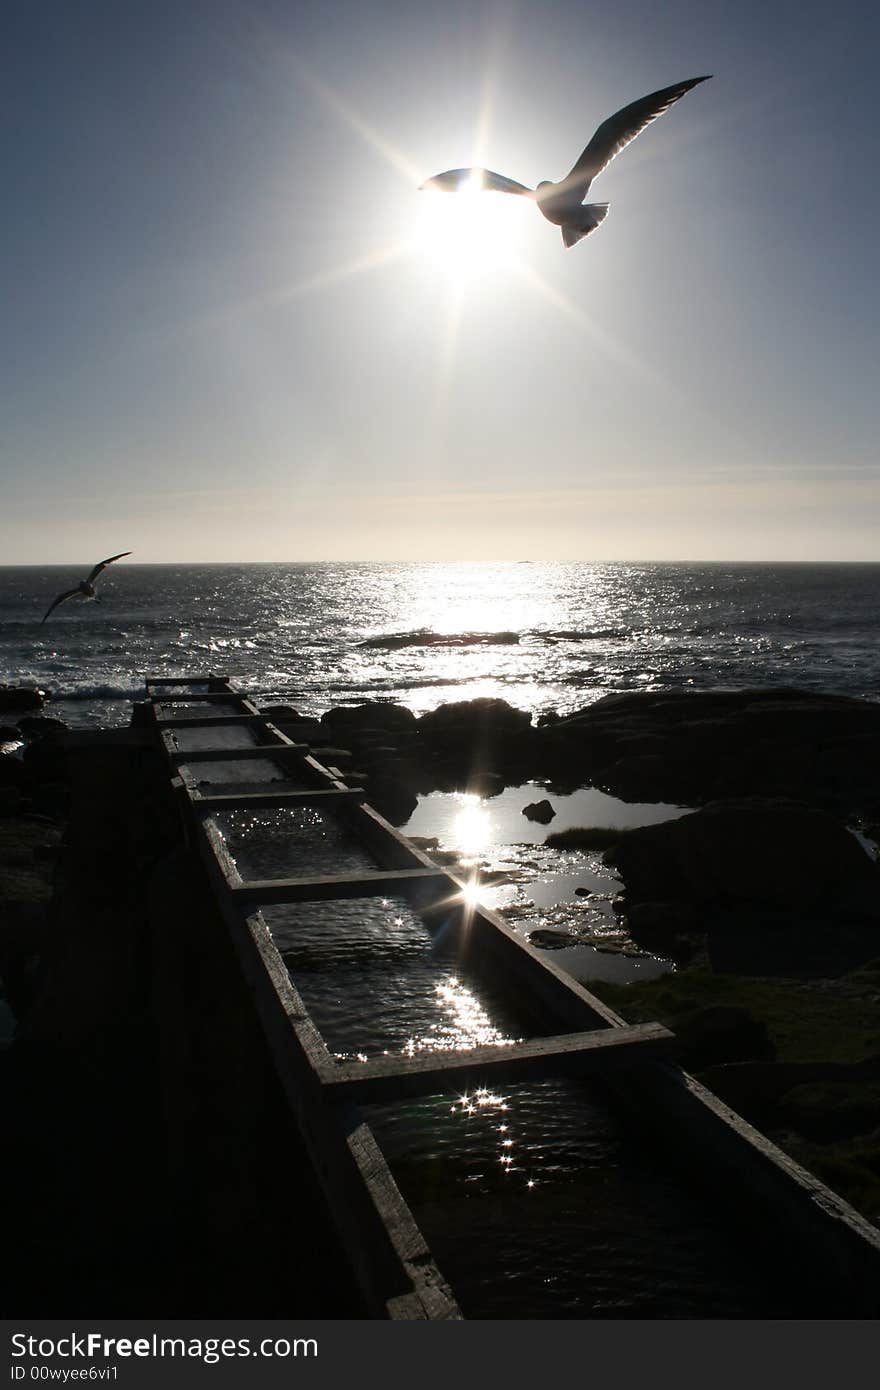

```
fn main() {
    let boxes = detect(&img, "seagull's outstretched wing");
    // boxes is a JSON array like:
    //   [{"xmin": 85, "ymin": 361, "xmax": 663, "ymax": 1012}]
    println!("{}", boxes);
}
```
[
  {"xmin": 421, "ymin": 168, "xmax": 534, "ymax": 196},
  {"xmin": 41, "ymin": 589, "xmax": 81, "ymax": 624},
  {"xmin": 562, "ymin": 75, "xmax": 712, "ymax": 196},
  {"xmin": 86, "ymin": 551, "xmax": 132, "ymax": 586}
]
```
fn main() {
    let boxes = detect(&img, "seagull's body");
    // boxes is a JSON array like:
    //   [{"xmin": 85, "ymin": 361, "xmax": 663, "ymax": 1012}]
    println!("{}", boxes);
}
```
[
  {"xmin": 421, "ymin": 76, "xmax": 711, "ymax": 248},
  {"xmin": 41, "ymin": 552, "xmax": 132, "ymax": 624}
]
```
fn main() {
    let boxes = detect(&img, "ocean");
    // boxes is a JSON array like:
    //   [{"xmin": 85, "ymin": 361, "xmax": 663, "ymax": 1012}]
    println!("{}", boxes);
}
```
[{"xmin": 2, "ymin": 560, "xmax": 879, "ymax": 727}]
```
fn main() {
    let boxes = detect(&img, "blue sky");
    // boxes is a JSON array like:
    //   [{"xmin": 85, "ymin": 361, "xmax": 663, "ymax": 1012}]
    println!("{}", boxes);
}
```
[{"xmin": 3, "ymin": 0, "xmax": 878, "ymax": 561}]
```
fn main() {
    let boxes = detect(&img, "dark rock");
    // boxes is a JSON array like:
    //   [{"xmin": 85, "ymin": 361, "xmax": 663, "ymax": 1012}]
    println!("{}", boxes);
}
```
[
  {"xmin": 624, "ymin": 900, "xmax": 702, "ymax": 939},
  {"xmin": 464, "ymin": 772, "xmax": 505, "ymax": 798},
  {"xmin": 537, "ymin": 688, "xmax": 880, "ymax": 813},
  {"xmin": 0, "ymin": 786, "xmax": 24, "ymax": 815},
  {"xmin": 271, "ymin": 718, "xmax": 323, "ymax": 743},
  {"xmin": 528, "ymin": 928, "xmax": 576, "ymax": 949},
  {"xmin": 419, "ymin": 697, "xmax": 532, "ymax": 737},
  {"xmin": 364, "ymin": 774, "xmax": 418, "ymax": 826},
  {"xmin": 0, "ymin": 758, "xmax": 27, "ymax": 789},
  {"xmin": 674, "ymin": 1004, "xmax": 775, "ymax": 1067},
  {"xmin": 536, "ymin": 709, "xmax": 561, "ymax": 727},
  {"xmin": 0, "ymin": 726, "xmax": 22, "ymax": 744},
  {"xmin": 412, "ymin": 699, "xmax": 536, "ymax": 789},
  {"xmin": 606, "ymin": 798, "xmax": 880, "ymax": 921},
  {"xmin": 523, "ymin": 798, "xmax": 556, "ymax": 824},
  {"xmin": 321, "ymin": 703, "xmax": 417, "ymax": 735},
  {"xmin": 30, "ymin": 783, "xmax": 70, "ymax": 818},
  {"xmin": 359, "ymin": 631, "xmax": 519, "ymax": 651},
  {"xmin": 259, "ymin": 704, "xmax": 301, "ymax": 720},
  {"xmin": 311, "ymin": 746, "xmax": 353, "ymax": 766},
  {"xmin": 0, "ymin": 687, "xmax": 44, "ymax": 714},
  {"xmin": 22, "ymin": 738, "xmax": 69, "ymax": 786},
  {"xmin": 0, "ymin": 899, "xmax": 51, "ymax": 1017},
  {"xmin": 546, "ymin": 826, "xmax": 620, "ymax": 850},
  {"xmin": 17, "ymin": 716, "xmax": 69, "ymax": 737}
]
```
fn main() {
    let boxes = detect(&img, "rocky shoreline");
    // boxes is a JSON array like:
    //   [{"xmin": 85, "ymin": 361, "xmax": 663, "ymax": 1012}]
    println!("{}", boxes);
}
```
[{"xmin": 2, "ymin": 680, "xmax": 879, "ymax": 1300}]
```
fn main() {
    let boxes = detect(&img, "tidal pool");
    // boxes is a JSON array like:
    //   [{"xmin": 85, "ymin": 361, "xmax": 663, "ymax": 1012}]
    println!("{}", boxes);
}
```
[{"xmin": 403, "ymin": 783, "xmax": 689, "ymax": 984}]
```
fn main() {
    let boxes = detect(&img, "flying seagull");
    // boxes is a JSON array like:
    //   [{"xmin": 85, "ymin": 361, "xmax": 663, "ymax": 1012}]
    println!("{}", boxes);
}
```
[
  {"xmin": 41, "ymin": 551, "xmax": 132, "ymax": 624},
  {"xmin": 421, "ymin": 75, "xmax": 711, "ymax": 248}
]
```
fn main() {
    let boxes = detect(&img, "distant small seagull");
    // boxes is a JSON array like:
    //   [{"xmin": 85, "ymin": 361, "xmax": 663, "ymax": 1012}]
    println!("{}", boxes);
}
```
[
  {"xmin": 421, "ymin": 75, "xmax": 711, "ymax": 248},
  {"xmin": 41, "ymin": 551, "xmax": 132, "ymax": 624}
]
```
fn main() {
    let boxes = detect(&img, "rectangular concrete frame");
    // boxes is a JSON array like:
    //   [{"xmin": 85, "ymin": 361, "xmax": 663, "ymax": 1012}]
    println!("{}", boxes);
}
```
[{"xmin": 146, "ymin": 674, "xmax": 880, "ymax": 1318}]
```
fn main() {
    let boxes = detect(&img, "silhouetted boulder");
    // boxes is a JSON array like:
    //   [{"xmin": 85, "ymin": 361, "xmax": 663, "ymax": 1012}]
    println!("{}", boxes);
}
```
[
  {"xmin": 419, "ymin": 698, "xmax": 531, "ymax": 737},
  {"xmin": 17, "ymin": 716, "xmax": 69, "ymax": 737},
  {"xmin": 523, "ymin": 798, "xmax": 556, "ymax": 824},
  {"xmin": 0, "ymin": 687, "xmax": 44, "ymax": 714},
  {"xmin": 364, "ymin": 773, "xmax": 418, "ymax": 826},
  {"xmin": 607, "ymin": 798, "xmax": 880, "ymax": 922},
  {"xmin": 536, "ymin": 688, "xmax": 880, "ymax": 813},
  {"xmin": 259, "ymin": 704, "xmax": 301, "ymax": 721},
  {"xmin": 0, "ymin": 758, "xmax": 27, "ymax": 789},
  {"xmin": 624, "ymin": 900, "xmax": 702, "ymax": 940},
  {"xmin": 22, "ymin": 736, "xmax": 69, "ymax": 786},
  {"xmin": 321, "ymin": 703, "xmax": 417, "ymax": 735}
]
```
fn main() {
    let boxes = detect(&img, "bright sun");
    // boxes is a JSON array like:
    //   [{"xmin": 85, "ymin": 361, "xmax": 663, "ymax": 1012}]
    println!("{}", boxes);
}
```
[{"xmin": 414, "ymin": 179, "xmax": 525, "ymax": 281}]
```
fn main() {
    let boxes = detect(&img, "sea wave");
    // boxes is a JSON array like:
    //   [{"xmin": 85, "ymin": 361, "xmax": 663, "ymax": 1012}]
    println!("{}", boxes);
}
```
[{"xmin": 45, "ymin": 683, "xmax": 147, "ymax": 702}]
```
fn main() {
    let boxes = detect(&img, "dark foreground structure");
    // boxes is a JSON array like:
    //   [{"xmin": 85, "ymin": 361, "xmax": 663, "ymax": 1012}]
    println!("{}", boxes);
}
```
[{"xmin": 2, "ymin": 677, "xmax": 880, "ymax": 1317}]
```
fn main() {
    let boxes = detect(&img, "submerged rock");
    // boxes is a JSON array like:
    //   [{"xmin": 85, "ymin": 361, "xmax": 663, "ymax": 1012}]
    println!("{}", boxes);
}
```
[{"xmin": 528, "ymin": 928, "xmax": 576, "ymax": 949}]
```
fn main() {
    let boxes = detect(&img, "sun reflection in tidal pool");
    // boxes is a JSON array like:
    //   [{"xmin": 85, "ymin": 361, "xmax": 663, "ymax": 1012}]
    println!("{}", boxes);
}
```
[{"xmin": 450, "ymin": 794, "xmax": 493, "ymax": 856}]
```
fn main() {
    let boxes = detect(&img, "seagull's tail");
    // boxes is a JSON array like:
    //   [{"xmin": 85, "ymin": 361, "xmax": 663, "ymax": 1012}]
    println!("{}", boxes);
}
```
[{"xmin": 561, "ymin": 203, "xmax": 610, "ymax": 249}]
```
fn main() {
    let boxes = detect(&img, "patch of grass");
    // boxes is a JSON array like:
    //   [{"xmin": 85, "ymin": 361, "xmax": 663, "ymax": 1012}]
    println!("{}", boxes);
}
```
[
  {"xmin": 588, "ymin": 970, "xmax": 880, "ymax": 1066},
  {"xmin": 779, "ymin": 1137, "xmax": 880, "ymax": 1226},
  {"xmin": 778, "ymin": 1082, "xmax": 880, "ymax": 1141},
  {"xmin": 545, "ymin": 825, "xmax": 622, "ymax": 850}
]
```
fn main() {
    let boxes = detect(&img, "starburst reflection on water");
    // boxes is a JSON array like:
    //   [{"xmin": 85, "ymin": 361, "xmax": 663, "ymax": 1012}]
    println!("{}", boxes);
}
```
[{"xmin": 401, "ymin": 978, "xmax": 517, "ymax": 1056}]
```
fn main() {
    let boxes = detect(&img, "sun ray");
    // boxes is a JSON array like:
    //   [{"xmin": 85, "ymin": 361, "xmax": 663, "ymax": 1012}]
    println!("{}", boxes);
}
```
[
  {"xmin": 511, "ymin": 261, "xmax": 674, "ymax": 395},
  {"xmin": 290, "ymin": 59, "xmax": 423, "ymax": 186},
  {"xmin": 282, "ymin": 243, "xmax": 413, "ymax": 299},
  {"xmin": 429, "ymin": 279, "xmax": 466, "ymax": 437}
]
